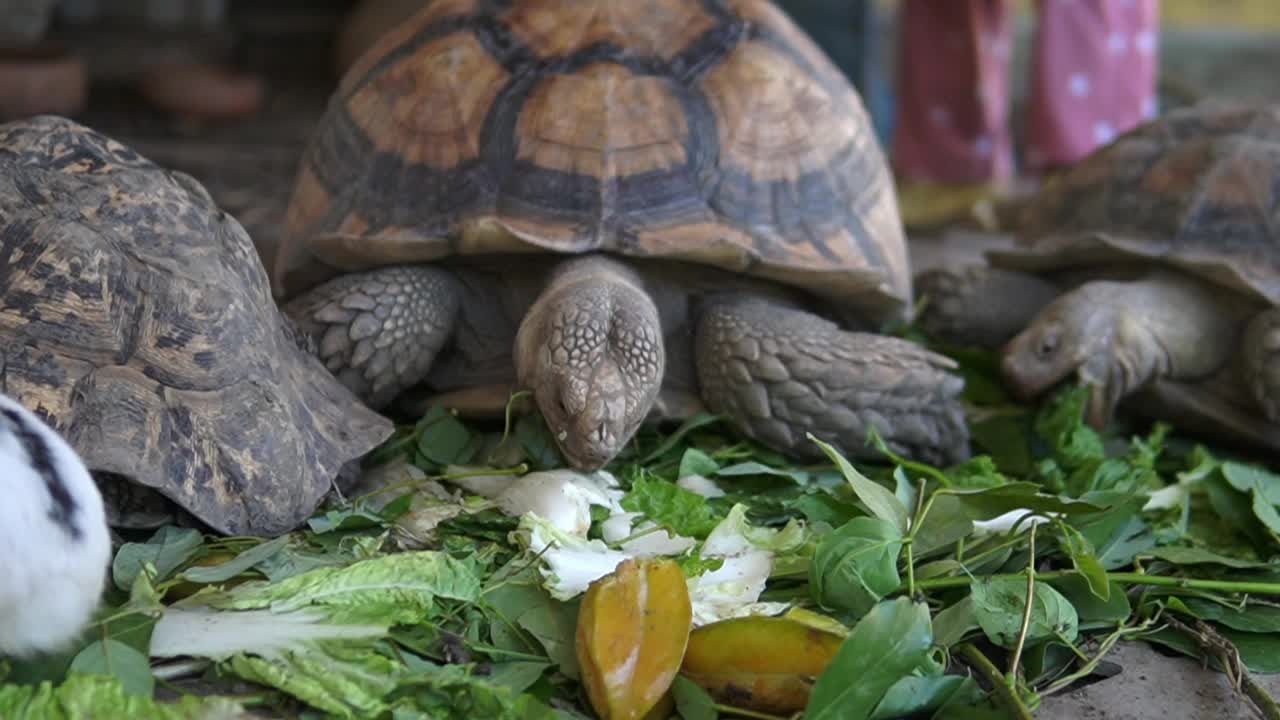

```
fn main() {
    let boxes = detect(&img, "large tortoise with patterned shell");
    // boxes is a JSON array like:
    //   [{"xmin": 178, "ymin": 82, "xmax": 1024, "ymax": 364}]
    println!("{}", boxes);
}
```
[
  {"xmin": 917, "ymin": 102, "xmax": 1280, "ymax": 455},
  {"xmin": 274, "ymin": 0, "xmax": 969, "ymax": 469}
]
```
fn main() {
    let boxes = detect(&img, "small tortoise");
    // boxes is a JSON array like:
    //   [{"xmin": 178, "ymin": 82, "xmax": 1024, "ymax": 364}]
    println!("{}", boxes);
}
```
[
  {"xmin": 274, "ymin": 0, "xmax": 969, "ymax": 469},
  {"xmin": 917, "ymin": 103, "xmax": 1280, "ymax": 452},
  {"xmin": 0, "ymin": 115, "xmax": 392, "ymax": 536}
]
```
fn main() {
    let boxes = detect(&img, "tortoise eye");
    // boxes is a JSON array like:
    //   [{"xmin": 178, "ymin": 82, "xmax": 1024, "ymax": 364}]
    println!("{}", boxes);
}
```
[{"xmin": 1036, "ymin": 333, "xmax": 1059, "ymax": 359}]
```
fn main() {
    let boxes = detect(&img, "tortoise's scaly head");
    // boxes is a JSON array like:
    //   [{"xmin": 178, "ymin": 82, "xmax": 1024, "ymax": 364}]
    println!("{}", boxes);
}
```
[
  {"xmin": 517, "ymin": 277, "xmax": 665, "ymax": 471},
  {"xmin": 1000, "ymin": 289, "xmax": 1112, "ymax": 403}
]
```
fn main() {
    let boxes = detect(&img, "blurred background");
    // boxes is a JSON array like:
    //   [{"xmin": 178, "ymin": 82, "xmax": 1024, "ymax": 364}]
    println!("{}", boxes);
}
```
[{"xmin": 2, "ymin": 0, "xmax": 1278, "ymax": 263}]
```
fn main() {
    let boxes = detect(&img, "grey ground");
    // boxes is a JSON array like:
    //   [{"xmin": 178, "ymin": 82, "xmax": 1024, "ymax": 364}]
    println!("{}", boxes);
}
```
[{"xmin": 1037, "ymin": 641, "xmax": 1266, "ymax": 720}]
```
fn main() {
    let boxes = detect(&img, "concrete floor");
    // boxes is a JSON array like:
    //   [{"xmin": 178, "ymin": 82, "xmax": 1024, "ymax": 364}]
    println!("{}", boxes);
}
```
[{"xmin": 1038, "ymin": 641, "xmax": 1272, "ymax": 720}]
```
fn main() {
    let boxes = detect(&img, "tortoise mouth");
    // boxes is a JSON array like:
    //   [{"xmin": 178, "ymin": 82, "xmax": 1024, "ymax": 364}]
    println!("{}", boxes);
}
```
[{"xmin": 554, "ymin": 434, "xmax": 620, "ymax": 472}]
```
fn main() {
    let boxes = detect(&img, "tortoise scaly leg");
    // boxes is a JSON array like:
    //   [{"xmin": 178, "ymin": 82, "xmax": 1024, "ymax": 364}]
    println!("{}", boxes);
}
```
[
  {"xmin": 915, "ymin": 265, "xmax": 1062, "ymax": 349},
  {"xmin": 515, "ymin": 255, "xmax": 665, "ymax": 470},
  {"xmin": 1242, "ymin": 308, "xmax": 1280, "ymax": 422},
  {"xmin": 283, "ymin": 265, "xmax": 460, "ymax": 409},
  {"xmin": 693, "ymin": 295, "xmax": 970, "ymax": 466}
]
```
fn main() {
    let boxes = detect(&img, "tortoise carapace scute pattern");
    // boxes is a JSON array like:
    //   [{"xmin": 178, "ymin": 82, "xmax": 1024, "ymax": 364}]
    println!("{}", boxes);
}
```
[
  {"xmin": 1005, "ymin": 103, "xmax": 1280, "ymax": 305},
  {"xmin": 0, "ymin": 115, "xmax": 392, "ymax": 536},
  {"xmin": 277, "ymin": 0, "xmax": 909, "ymax": 321}
]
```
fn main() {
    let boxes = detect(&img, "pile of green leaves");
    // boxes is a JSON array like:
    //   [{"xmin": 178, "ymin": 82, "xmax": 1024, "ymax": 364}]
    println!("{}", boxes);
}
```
[{"xmin": 7, "ymin": 346, "xmax": 1280, "ymax": 719}]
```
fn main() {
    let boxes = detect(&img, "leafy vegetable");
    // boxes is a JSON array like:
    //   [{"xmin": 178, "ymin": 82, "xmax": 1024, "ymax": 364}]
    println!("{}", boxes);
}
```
[
  {"xmin": 621, "ymin": 474, "xmax": 725, "ymax": 538},
  {"xmin": 804, "ymin": 598, "xmax": 935, "ymax": 720},
  {"xmin": 18, "ymin": 348, "xmax": 1280, "ymax": 718}
]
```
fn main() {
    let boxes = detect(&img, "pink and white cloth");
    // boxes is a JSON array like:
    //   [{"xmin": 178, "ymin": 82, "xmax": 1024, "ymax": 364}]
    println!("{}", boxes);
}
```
[{"xmin": 891, "ymin": 0, "xmax": 1160, "ymax": 184}]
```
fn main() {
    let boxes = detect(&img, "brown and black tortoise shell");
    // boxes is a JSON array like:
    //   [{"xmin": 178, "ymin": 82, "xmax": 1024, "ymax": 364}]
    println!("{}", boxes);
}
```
[
  {"xmin": 277, "ymin": 0, "xmax": 909, "ymax": 321},
  {"xmin": 0, "ymin": 115, "xmax": 389, "ymax": 537},
  {"xmin": 996, "ymin": 103, "xmax": 1280, "ymax": 306}
]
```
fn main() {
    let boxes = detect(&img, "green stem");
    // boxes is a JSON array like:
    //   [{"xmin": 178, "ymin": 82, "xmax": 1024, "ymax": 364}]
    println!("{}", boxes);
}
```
[
  {"xmin": 464, "ymin": 644, "xmax": 554, "ymax": 663},
  {"xmin": 907, "ymin": 571, "xmax": 1280, "ymax": 596},
  {"xmin": 714, "ymin": 704, "xmax": 789, "ymax": 720},
  {"xmin": 957, "ymin": 644, "xmax": 1035, "ymax": 720},
  {"xmin": 609, "ymin": 524, "xmax": 667, "ymax": 549},
  {"xmin": 1007, "ymin": 525, "xmax": 1037, "ymax": 686},
  {"xmin": 904, "ymin": 478, "xmax": 928, "ymax": 597},
  {"xmin": 1042, "ymin": 621, "xmax": 1157, "ymax": 696},
  {"xmin": 1244, "ymin": 674, "xmax": 1280, "ymax": 720},
  {"xmin": 956, "ymin": 534, "xmax": 1036, "ymax": 569}
]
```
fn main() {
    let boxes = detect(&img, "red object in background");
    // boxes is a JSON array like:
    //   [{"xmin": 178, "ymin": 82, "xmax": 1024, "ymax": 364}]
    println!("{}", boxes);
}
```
[
  {"xmin": 891, "ymin": 0, "xmax": 1160, "ymax": 185},
  {"xmin": 0, "ymin": 44, "xmax": 87, "ymax": 120},
  {"xmin": 139, "ymin": 63, "xmax": 266, "ymax": 121}
]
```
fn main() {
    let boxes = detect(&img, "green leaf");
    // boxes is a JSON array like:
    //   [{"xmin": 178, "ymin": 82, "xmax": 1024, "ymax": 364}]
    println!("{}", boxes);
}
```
[
  {"xmin": 1077, "ymin": 499, "xmax": 1154, "ymax": 570},
  {"xmin": 809, "ymin": 434, "xmax": 910, "ymax": 534},
  {"xmin": 678, "ymin": 447, "xmax": 720, "ymax": 479},
  {"xmin": 970, "ymin": 577, "xmax": 1080, "ymax": 648},
  {"xmin": 1049, "ymin": 576, "xmax": 1130, "ymax": 624},
  {"xmin": 111, "ymin": 526, "xmax": 205, "ymax": 591},
  {"xmin": 671, "ymin": 675, "xmax": 719, "ymax": 720},
  {"xmin": 946, "ymin": 483, "xmax": 1104, "ymax": 520},
  {"xmin": 0, "ymin": 673, "xmax": 245, "ymax": 718},
  {"xmin": 483, "ymin": 576, "xmax": 580, "ymax": 679},
  {"xmin": 229, "ymin": 645, "xmax": 403, "ymax": 717},
  {"xmin": 1146, "ymin": 625, "xmax": 1280, "ymax": 674},
  {"xmin": 1034, "ymin": 385, "xmax": 1105, "ymax": 468},
  {"xmin": 1177, "ymin": 598, "xmax": 1280, "ymax": 634},
  {"xmin": 870, "ymin": 674, "xmax": 983, "ymax": 720},
  {"xmin": 809, "ymin": 517, "xmax": 904, "ymax": 617},
  {"xmin": 893, "ymin": 466, "xmax": 918, "ymax": 513},
  {"xmin": 969, "ymin": 414, "xmax": 1034, "ymax": 476},
  {"xmin": 932, "ymin": 596, "xmax": 979, "ymax": 648},
  {"xmin": 716, "ymin": 461, "xmax": 812, "ymax": 484},
  {"xmin": 639, "ymin": 413, "xmax": 724, "ymax": 463},
  {"xmin": 621, "ymin": 475, "xmax": 725, "ymax": 538},
  {"xmin": 67, "ymin": 639, "xmax": 155, "ymax": 697},
  {"xmin": 1057, "ymin": 524, "xmax": 1109, "ymax": 600},
  {"xmin": 943, "ymin": 455, "xmax": 1011, "ymax": 490},
  {"xmin": 148, "ymin": 550, "xmax": 489, "ymax": 713},
  {"xmin": 804, "ymin": 598, "xmax": 935, "ymax": 720},
  {"xmin": 181, "ymin": 535, "xmax": 291, "ymax": 584},
  {"xmin": 1146, "ymin": 546, "xmax": 1272, "ymax": 568},
  {"xmin": 1222, "ymin": 461, "xmax": 1280, "ymax": 504},
  {"xmin": 1204, "ymin": 472, "xmax": 1271, "ymax": 549},
  {"xmin": 417, "ymin": 407, "xmax": 477, "ymax": 466},
  {"xmin": 482, "ymin": 661, "xmax": 551, "ymax": 693},
  {"xmin": 911, "ymin": 494, "xmax": 976, "ymax": 558},
  {"xmin": 1250, "ymin": 478, "xmax": 1280, "ymax": 537},
  {"xmin": 787, "ymin": 492, "xmax": 860, "ymax": 528},
  {"xmin": 389, "ymin": 662, "xmax": 561, "ymax": 719},
  {"xmin": 515, "ymin": 414, "xmax": 562, "ymax": 470},
  {"xmin": 205, "ymin": 550, "xmax": 481, "ymax": 619},
  {"xmin": 307, "ymin": 503, "xmax": 394, "ymax": 534}
]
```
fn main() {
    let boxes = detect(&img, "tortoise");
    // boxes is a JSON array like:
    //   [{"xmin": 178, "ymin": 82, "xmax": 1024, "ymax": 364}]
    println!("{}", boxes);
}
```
[
  {"xmin": 273, "ymin": 0, "xmax": 970, "ymax": 470},
  {"xmin": 0, "ymin": 114, "xmax": 393, "ymax": 537},
  {"xmin": 916, "ymin": 102, "xmax": 1280, "ymax": 453}
]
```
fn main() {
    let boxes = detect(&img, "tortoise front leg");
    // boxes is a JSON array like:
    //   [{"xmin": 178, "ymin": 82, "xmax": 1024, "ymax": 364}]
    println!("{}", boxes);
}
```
[
  {"xmin": 692, "ymin": 294, "xmax": 970, "ymax": 466},
  {"xmin": 1242, "ymin": 308, "xmax": 1280, "ymax": 422},
  {"xmin": 283, "ymin": 264, "xmax": 461, "ymax": 409},
  {"xmin": 915, "ymin": 265, "xmax": 1062, "ymax": 349}
]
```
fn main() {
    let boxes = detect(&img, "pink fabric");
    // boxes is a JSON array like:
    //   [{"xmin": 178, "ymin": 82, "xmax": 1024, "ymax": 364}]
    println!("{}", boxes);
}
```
[{"xmin": 891, "ymin": 0, "xmax": 1160, "ymax": 184}]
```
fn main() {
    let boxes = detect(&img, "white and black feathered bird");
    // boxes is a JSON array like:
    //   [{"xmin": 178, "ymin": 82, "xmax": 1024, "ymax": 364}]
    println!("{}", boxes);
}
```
[{"xmin": 0, "ymin": 393, "xmax": 111, "ymax": 657}]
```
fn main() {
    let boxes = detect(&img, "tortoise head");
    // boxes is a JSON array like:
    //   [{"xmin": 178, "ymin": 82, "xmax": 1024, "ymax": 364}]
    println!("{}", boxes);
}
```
[
  {"xmin": 1000, "ymin": 287, "xmax": 1110, "ymax": 403},
  {"xmin": 515, "ymin": 257, "xmax": 665, "ymax": 471}
]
